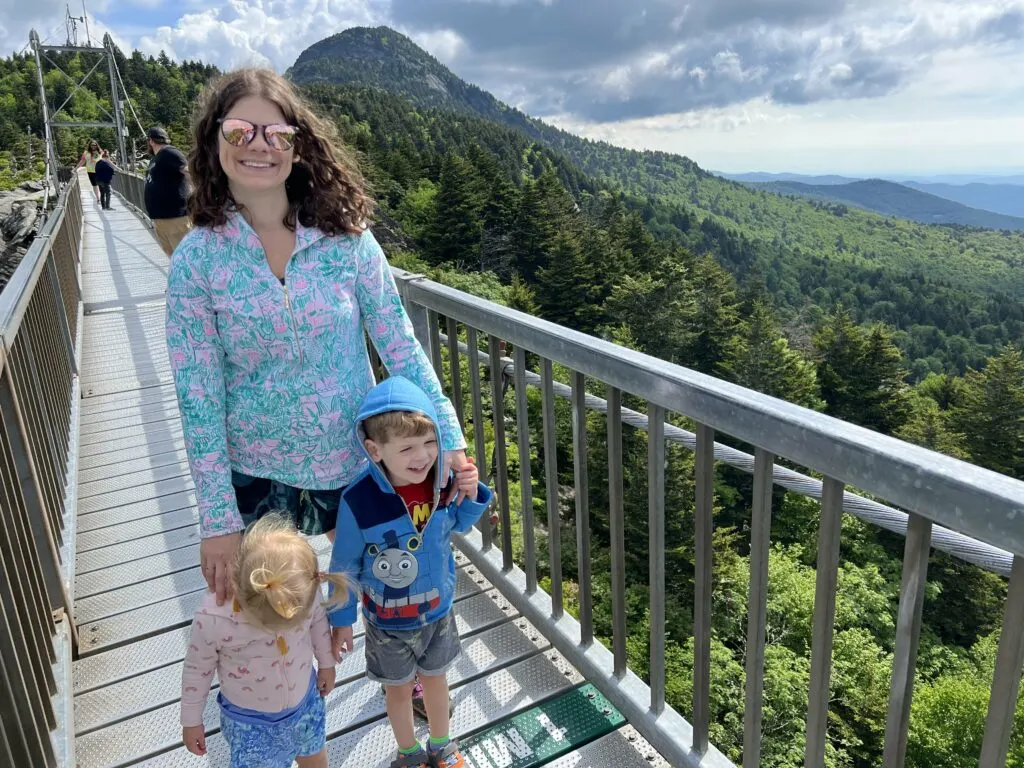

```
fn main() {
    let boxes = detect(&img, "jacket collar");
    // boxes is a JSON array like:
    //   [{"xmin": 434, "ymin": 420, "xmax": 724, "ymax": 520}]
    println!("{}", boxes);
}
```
[{"xmin": 219, "ymin": 208, "xmax": 326, "ymax": 252}]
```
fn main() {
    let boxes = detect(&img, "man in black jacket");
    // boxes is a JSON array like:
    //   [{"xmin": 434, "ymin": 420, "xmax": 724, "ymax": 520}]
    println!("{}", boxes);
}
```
[
  {"xmin": 94, "ymin": 151, "xmax": 116, "ymax": 210},
  {"xmin": 145, "ymin": 126, "xmax": 191, "ymax": 255}
]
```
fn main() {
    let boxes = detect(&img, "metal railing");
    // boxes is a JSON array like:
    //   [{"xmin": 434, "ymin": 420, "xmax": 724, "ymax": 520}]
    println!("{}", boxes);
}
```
[
  {"xmin": 0, "ymin": 172, "xmax": 83, "ymax": 768},
  {"xmin": 392, "ymin": 269, "xmax": 1024, "ymax": 768},
  {"xmin": 111, "ymin": 170, "xmax": 146, "ymax": 216}
]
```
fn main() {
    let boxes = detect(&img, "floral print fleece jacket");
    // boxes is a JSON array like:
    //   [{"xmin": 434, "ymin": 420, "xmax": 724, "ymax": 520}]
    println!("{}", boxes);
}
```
[{"xmin": 165, "ymin": 213, "xmax": 464, "ymax": 538}]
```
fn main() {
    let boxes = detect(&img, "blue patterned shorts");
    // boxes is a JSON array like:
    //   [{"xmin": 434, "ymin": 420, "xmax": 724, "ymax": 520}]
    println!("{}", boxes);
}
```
[{"xmin": 219, "ymin": 689, "xmax": 326, "ymax": 768}]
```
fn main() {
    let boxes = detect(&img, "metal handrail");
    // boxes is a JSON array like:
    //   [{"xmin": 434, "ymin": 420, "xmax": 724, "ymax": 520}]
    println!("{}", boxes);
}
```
[
  {"xmin": 111, "ymin": 170, "xmax": 147, "ymax": 218},
  {"xmin": 0, "ymin": 171, "xmax": 83, "ymax": 768},
  {"xmin": 449, "ymin": 338, "xmax": 1015, "ymax": 576},
  {"xmin": 392, "ymin": 269, "xmax": 1024, "ymax": 768}
]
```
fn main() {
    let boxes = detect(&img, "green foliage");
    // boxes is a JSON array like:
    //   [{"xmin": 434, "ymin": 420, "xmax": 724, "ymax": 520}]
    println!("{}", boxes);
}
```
[
  {"xmin": 290, "ymin": 26, "xmax": 1024, "ymax": 376},
  {"xmin": 0, "ymin": 145, "xmax": 46, "ymax": 190},
  {"xmin": 0, "ymin": 48, "xmax": 217, "ymax": 166},
  {"xmin": 952, "ymin": 345, "xmax": 1024, "ymax": 478},
  {"xmin": 733, "ymin": 300, "xmax": 825, "ymax": 410},
  {"xmin": 815, "ymin": 307, "xmax": 912, "ymax": 433},
  {"xmin": 908, "ymin": 631, "xmax": 1024, "ymax": 768}
]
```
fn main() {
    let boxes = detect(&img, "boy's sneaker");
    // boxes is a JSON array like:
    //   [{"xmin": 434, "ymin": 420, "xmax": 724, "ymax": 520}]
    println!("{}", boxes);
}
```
[
  {"xmin": 429, "ymin": 740, "xmax": 466, "ymax": 768},
  {"xmin": 390, "ymin": 747, "xmax": 431, "ymax": 767}
]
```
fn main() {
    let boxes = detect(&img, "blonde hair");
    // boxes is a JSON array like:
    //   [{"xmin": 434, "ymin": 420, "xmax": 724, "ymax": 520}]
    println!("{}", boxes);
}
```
[
  {"xmin": 362, "ymin": 410, "xmax": 435, "ymax": 445},
  {"xmin": 233, "ymin": 514, "xmax": 350, "ymax": 631}
]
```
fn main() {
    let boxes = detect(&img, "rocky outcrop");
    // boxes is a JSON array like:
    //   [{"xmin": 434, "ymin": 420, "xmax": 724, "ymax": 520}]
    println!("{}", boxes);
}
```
[
  {"xmin": 0, "ymin": 180, "xmax": 46, "ymax": 295},
  {"xmin": 372, "ymin": 208, "xmax": 417, "ymax": 254}
]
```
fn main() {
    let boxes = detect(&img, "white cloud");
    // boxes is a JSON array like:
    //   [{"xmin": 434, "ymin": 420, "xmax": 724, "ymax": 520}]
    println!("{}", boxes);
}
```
[
  {"xmin": 1, "ymin": 0, "xmax": 81, "ymax": 53},
  {"xmin": 546, "ymin": 44, "xmax": 1024, "ymax": 176},
  {"xmin": 7, "ymin": 0, "xmax": 1024, "ymax": 175},
  {"xmin": 136, "ymin": 0, "xmax": 384, "ymax": 70},
  {"xmin": 406, "ymin": 27, "xmax": 466, "ymax": 64}
]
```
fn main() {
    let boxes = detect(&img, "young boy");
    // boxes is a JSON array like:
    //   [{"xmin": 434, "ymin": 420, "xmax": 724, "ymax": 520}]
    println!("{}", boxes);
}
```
[{"xmin": 328, "ymin": 376, "xmax": 492, "ymax": 768}]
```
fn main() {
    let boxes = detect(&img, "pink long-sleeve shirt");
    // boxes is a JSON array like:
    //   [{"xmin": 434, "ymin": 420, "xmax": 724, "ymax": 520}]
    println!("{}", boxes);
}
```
[{"xmin": 179, "ymin": 592, "xmax": 335, "ymax": 727}]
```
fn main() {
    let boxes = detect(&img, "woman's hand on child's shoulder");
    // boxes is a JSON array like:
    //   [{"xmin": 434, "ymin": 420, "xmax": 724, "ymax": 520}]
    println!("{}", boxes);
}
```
[{"xmin": 182, "ymin": 725, "xmax": 207, "ymax": 756}]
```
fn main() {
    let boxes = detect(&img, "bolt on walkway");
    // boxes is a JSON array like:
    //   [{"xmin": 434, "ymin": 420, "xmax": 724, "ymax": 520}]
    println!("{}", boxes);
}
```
[{"xmin": 68, "ymin": 175, "xmax": 668, "ymax": 768}]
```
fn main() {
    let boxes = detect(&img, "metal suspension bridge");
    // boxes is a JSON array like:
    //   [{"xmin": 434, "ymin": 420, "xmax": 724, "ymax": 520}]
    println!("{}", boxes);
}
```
[{"xmin": 2, "ymin": 15, "xmax": 1024, "ymax": 768}]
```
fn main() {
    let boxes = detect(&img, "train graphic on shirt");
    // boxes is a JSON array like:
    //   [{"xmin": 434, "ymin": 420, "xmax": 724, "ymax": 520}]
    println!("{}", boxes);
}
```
[{"xmin": 362, "ymin": 529, "xmax": 441, "ymax": 621}]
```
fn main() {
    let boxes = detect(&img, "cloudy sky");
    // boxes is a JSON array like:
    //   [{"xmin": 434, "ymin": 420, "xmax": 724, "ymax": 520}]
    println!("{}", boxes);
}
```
[{"xmin": 4, "ymin": 0, "xmax": 1024, "ymax": 176}]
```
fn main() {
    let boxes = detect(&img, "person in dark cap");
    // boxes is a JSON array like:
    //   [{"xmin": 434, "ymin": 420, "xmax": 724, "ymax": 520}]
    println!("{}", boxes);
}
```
[{"xmin": 145, "ymin": 126, "xmax": 191, "ymax": 255}]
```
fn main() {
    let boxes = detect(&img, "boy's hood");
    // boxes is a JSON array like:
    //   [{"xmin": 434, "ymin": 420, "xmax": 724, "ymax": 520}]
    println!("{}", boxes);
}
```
[{"xmin": 356, "ymin": 376, "xmax": 445, "ymax": 501}]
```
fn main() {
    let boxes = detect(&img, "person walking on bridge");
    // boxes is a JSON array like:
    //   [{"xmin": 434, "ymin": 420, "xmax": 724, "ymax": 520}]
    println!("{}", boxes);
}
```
[
  {"xmin": 94, "ymin": 150, "xmax": 117, "ymax": 210},
  {"xmin": 76, "ymin": 139, "xmax": 103, "ymax": 203},
  {"xmin": 145, "ymin": 126, "xmax": 191, "ymax": 255}
]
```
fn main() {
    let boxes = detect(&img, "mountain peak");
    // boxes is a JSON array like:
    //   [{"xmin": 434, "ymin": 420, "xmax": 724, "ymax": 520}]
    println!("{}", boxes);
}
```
[{"xmin": 288, "ymin": 25, "xmax": 450, "ymax": 85}]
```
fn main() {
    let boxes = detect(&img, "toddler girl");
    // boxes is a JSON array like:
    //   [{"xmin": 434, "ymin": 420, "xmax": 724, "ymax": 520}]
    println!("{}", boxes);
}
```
[{"xmin": 181, "ymin": 515, "xmax": 348, "ymax": 767}]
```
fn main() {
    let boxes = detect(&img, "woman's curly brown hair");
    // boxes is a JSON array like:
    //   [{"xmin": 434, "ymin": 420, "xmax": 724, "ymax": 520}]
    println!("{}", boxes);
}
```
[{"xmin": 187, "ymin": 68, "xmax": 373, "ymax": 235}]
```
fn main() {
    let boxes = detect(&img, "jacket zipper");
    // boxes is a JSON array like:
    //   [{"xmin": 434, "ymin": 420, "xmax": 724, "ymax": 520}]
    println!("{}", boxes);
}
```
[{"xmin": 281, "ymin": 282, "xmax": 304, "ymax": 365}]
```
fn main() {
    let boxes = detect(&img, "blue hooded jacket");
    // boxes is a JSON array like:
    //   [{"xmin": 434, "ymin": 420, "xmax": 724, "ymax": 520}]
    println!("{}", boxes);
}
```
[{"xmin": 327, "ymin": 376, "xmax": 492, "ymax": 630}]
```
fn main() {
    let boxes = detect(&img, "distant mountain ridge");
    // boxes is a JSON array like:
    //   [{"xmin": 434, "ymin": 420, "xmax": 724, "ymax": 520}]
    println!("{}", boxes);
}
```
[
  {"xmin": 750, "ymin": 178, "xmax": 1024, "ymax": 231},
  {"xmin": 717, "ymin": 172, "xmax": 862, "ymax": 186},
  {"xmin": 286, "ymin": 26, "xmax": 1024, "ymax": 308},
  {"xmin": 900, "ymin": 181, "xmax": 1024, "ymax": 218}
]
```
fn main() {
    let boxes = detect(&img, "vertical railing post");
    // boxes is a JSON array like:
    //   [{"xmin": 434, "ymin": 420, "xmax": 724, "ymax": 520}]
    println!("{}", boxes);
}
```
[
  {"xmin": 744, "ymin": 448, "xmax": 774, "ymax": 767},
  {"xmin": 0, "ymin": 407, "xmax": 57, "ymax": 768},
  {"xmin": 541, "ymin": 358, "xmax": 562, "ymax": 619},
  {"xmin": 980, "ymin": 556, "xmax": 1024, "ymax": 768},
  {"xmin": 395, "ymin": 273, "xmax": 431, "ymax": 353},
  {"xmin": 607, "ymin": 385, "xmax": 627, "ymax": 678},
  {"xmin": 489, "ymin": 335, "xmax": 512, "ymax": 570},
  {"xmin": 445, "ymin": 316, "xmax": 464, "ymax": 429},
  {"xmin": 0, "ymin": 370, "xmax": 71, "ymax": 619},
  {"xmin": 427, "ymin": 309, "xmax": 443, "ymax": 382},
  {"xmin": 883, "ymin": 513, "xmax": 931, "ymax": 768},
  {"xmin": 572, "ymin": 370, "xmax": 592, "ymax": 646},
  {"xmin": 466, "ymin": 327, "xmax": 491, "ymax": 550},
  {"xmin": 805, "ymin": 477, "xmax": 845, "ymax": 768},
  {"xmin": 693, "ymin": 422, "xmax": 714, "ymax": 754},
  {"xmin": 46, "ymin": 254, "xmax": 76, "ymax": 378},
  {"xmin": 513, "ymin": 346, "xmax": 536, "ymax": 593},
  {"xmin": 648, "ymin": 402, "xmax": 666, "ymax": 715}
]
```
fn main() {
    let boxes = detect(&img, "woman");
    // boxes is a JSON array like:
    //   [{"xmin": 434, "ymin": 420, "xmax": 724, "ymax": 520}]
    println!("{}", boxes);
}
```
[
  {"xmin": 76, "ymin": 140, "xmax": 103, "ymax": 202},
  {"xmin": 166, "ymin": 68, "xmax": 472, "ymax": 606}
]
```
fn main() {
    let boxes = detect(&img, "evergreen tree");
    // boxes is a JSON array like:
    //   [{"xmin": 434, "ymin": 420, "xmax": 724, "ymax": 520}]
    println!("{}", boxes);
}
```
[
  {"xmin": 535, "ymin": 230, "xmax": 597, "ymax": 332},
  {"xmin": 423, "ymin": 153, "xmax": 484, "ymax": 266},
  {"xmin": 896, "ymin": 393, "xmax": 968, "ymax": 459},
  {"xmin": 512, "ymin": 169, "xmax": 576, "ymax": 282},
  {"xmin": 856, "ymin": 324, "xmax": 913, "ymax": 433},
  {"xmin": 685, "ymin": 254, "xmax": 743, "ymax": 377},
  {"xmin": 604, "ymin": 258, "xmax": 696, "ymax": 364},
  {"xmin": 954, "ymin": 345, "xmax": 1024, "ymax": 478},
  {"xmin": 733, "ymin": 300, "xmax": 824, "ymax": 410},
  {"xmin": 816, "ymin": 307, "xmax": 911, "ymax": 433}
]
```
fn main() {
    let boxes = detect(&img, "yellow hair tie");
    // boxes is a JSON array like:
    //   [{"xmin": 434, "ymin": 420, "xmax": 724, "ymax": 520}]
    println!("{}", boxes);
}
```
[{"xmin": 250, "ymin": 566, "xmax": 279, "ymax": 592}]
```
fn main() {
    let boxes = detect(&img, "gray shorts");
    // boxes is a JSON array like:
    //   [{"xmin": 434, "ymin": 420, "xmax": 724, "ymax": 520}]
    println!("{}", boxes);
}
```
[{"xmin": 364, "ymin": 611, "xmax": 461, "ymax": 686}]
